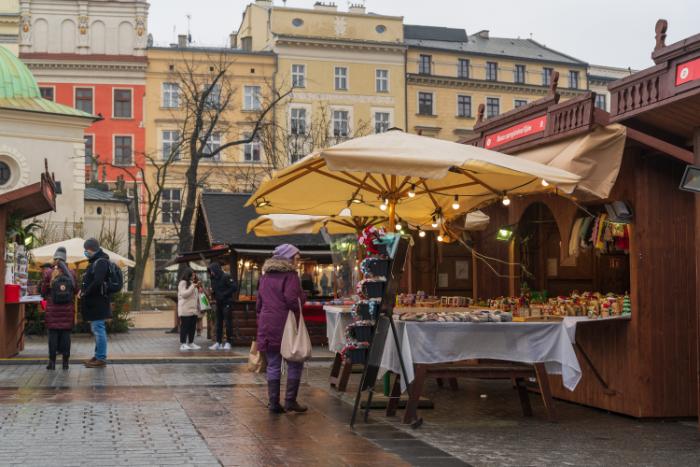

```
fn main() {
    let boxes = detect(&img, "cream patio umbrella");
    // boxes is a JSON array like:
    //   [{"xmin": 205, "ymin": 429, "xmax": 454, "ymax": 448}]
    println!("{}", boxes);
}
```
[
  {"xmin": 246, "ymin": 130, "xmax": 580, "ymax": 234},
  {"xmin": 247, "ymin": 213, "xmax": 387, "ymax": 237},
  {"xmin": 30, "ymin": 238, "xmax": 136, "ymax": 268}
]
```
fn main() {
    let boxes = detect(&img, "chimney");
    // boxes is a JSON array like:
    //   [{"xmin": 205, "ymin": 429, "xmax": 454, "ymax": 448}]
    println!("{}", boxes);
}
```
[
  {"xmin": 313, "ymin": 2, "xmax": 338, "ymax": 12},
  {"xmin": 348, "ymin": 3, "xmax": 365, "ymax": 14},
  {"xmin": 476, "ymin": 30, "xmax": 489, "ymax": 39},
  {"xmin": 177, "ymin": 34, "xmax": 188, "ymax": 48},
  {"xmin": 255, "ymin": 0, "xmax": 273, "ymax": 7},
  {"xmin": 229, "ymin": 31, "xmax": 238, "ymax": 48}
]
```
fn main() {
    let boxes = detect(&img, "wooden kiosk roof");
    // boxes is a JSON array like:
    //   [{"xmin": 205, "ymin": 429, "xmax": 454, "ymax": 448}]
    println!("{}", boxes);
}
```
[
  {"xmin": 608, "ymin": 20, "xmax": 700, "ymax": 145},
  {"xmin": 0, "ymin": 163, "xmax": 57, "ymax": 219}
]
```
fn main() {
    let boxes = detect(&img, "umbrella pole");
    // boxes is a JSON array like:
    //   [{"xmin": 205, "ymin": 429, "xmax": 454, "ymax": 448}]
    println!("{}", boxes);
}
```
[{"xmin": 387, "ymin": 199, "xmax": 396, "ymax": 232}]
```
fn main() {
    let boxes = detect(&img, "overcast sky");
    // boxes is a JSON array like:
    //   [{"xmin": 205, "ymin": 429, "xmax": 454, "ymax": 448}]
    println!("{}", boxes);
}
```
[{"xmin": 148, "ymin": 0, "xmax": 698, "ymax": 70}]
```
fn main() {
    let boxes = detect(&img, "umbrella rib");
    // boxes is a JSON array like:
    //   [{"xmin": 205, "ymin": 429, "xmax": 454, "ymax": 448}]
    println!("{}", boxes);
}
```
[
  {"xmin": 381, "ymin": 174, "xmax": 390, "ymax": 192},
  {"xmin": 396, "ymin": 176, "xmax": 413, "ymax": 193},
  {"xmin": 346, "ymin": 173, "xmax": 372, "ymax": 204},
  {"xmin": 416, "ymin": 181, "xmax": 479, "ymax": 194},
  {"xmin": 278, "ymin": 159, "xmax": 325, "ymax": 179},
  {"xmin": 253, "ymin": 163, "xmax": 325, "ymax": 200},
  {"xmin": 366, "ymin": 173, "xmax": 385, "ymax": 193},
  {"xmin": 306, "ymin": 166, "xmax": 379, "ymax": 194},
  {"xmin": 453, "ymin": 167, "xmax": 501, "ymax": 195},
  {"xmin": 421, "ymin": 181, "xmax": 442, "ymax": 211}
]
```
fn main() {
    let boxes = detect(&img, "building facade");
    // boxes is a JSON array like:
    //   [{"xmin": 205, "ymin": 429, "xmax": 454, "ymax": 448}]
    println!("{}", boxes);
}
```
[
  {"xmin": 18, "ymin": 0, "xmax": 149, "ymax": 226},
  {"xmin": 236, "ymin": 1, "xmax": 406, "ymax": 164},
  {"xmin": 404, "ymin": 26, "xmax": 589, "ymax": 141},
  {"xmin": 0, "ymin": 0, "xmax": 19, "ymax": 54},
  {"xmin": 83, "ymin": 186, "xmax": 130, "ymax": 256},
  {"xmin": 143, "ymin": 42, "xmax": 276, "ymax": 288},
  {"xmin": 0, "ymin": 45, "xmax": 95, "ymax": 226},
  {"xmin": 588, "ymin": 64, "xmax": 634, "ymax": 112}
]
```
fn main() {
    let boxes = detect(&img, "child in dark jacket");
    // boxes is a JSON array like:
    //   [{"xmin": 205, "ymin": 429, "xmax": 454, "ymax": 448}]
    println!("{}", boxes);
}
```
[{"xmin": 40, "ymin": 247, "xmax": 78, "ymax": 370}]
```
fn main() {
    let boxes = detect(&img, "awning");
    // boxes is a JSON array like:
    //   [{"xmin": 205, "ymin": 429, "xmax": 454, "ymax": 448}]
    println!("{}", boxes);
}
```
[{"xmin": 512, "ymin": 124, "xmax": 627, "ymax": 200}]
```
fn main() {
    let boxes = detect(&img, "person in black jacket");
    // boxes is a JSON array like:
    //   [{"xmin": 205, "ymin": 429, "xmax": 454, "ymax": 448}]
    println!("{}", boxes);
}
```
[
  {"xmin": 80, "ymin": 238, "xmax": 112, "ymax": 368},
  {"xmin": 207, "ymin": 262, "xmax": 237, "ymax": 350}
]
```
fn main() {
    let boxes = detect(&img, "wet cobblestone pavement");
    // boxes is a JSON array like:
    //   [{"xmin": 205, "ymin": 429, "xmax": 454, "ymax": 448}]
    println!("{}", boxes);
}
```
[{"xmin": 0, "ymin": 361, "xmax": 697, "ymax": 466}]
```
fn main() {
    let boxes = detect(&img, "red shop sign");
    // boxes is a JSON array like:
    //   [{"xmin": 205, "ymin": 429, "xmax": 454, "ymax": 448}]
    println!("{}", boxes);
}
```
[
  {"xmin": 485, "ymin": 115, "xmax": 547, "ymax": 149},
  {"xmin": 675, "ymin": 57, "xmax": 700, "ymax": 86}
]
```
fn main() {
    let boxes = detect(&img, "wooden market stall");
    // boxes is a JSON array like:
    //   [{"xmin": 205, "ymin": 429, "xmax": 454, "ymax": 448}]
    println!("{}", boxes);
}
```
[
  {"xmin": 451, "ymin": 72, "xmax": 698, "ymax": 418},
  {"xmin": 0, "ymin": 166, "xmax": 57, "ymax": 358},
  {"xmin": 172, "ymin": 192, "xmax": 334, "ymax": 345},
  {"xmin": 606, "ymin": 20, "xmax": 700, "ymax": 423}
]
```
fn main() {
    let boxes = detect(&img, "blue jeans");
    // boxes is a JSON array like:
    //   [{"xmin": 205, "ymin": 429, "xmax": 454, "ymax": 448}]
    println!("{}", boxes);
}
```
[{"xmin": 90, "ymin": 320, "xmax": 107, "ymax": 361}]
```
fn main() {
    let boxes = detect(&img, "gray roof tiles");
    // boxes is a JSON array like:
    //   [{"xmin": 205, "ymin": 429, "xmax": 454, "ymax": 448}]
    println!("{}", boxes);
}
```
[{"xmin": 84, "ymin": 187, "xmax": 129, "ymax": 203}]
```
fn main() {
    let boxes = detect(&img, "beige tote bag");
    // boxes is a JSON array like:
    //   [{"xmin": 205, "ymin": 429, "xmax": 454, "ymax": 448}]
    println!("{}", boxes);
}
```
[{"xmin": 280, "ymin": 299, "xmax": 312, "ymax": 362}]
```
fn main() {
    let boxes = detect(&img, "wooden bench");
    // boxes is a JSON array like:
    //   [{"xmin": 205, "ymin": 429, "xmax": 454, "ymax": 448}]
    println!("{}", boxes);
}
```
[{"xmin": 386, "ymin": 360, "xmax": 557, "ymax": 425}]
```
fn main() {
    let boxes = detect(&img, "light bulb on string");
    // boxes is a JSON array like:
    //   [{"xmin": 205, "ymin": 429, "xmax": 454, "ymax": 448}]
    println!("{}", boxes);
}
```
[
  {"xmin": 395, "ymin": 221, "xmax": 403, "ymax": 231},
  {"xmin": 452, "ymin": 195, "xmax": 460, "ymax": 210},
  {"xmin": 418, "ymin": 228, "xmax": 426, "ymax": 238},
  {"xmin": 408, "ymin": 184, "xmax": 416, "ymax": 198},
  {"xmin": 379, "ymin": 203, "xmax": 387, "ymax": 211},
  {"xmin": 502, "ymin": 195, "xmax": 511, "ymax": 206},
  {"xmin": 541, "ymin": 179, "xmax": 550, "ymax": 187},
  {"xmin": 431, "ymin": 216, "xmax": 439, "ymax": 228},
  {"xmin": 437, "ymin": 234, "xmax": 444, "ymax": 242}
]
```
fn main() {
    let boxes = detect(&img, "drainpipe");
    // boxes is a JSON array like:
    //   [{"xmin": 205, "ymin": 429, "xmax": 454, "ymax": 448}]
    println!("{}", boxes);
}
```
[{"xmin": 404, "ymin": 46, "xmax": 408, "ymax": 132}]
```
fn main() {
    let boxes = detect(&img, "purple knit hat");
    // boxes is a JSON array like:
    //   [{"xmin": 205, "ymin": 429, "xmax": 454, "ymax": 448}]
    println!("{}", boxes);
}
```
[{"xmin": 273, "ymin": 243, "xmax": 300, "ymax": 260}]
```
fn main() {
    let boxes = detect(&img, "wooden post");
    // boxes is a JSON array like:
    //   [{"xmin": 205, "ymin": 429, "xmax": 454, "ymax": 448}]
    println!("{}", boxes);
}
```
[
  {"xmin": 508, "ymin": 238, "xmax": 516, "ymax": 297},
  {"xmin": 694, "ymin": 127, "xmax": 700, "ymax": 431}
]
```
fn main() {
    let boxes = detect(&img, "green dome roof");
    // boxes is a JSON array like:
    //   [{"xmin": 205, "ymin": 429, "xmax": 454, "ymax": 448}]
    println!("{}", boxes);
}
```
[
  {"xmin": 0, "ymin": 45, "xmax": 96, "ymax": 120},
  {"xmin": 0, "ymin": 45, "xmax": 40, "ymax": 99}
]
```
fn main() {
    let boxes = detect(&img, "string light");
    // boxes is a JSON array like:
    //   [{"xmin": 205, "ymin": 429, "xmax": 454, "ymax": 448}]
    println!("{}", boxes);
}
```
[
  {"xmin": 255, "ymin": 197, "xmax": 270, "ymax": 208},
  {"xmin": 452, "ymin": 195, "xmax": 460, "ymax": 210},
  {"xmin": 395, "ymin": 221, "xmax": 403, "ymax": 231},
  {"xmin": 541, "ymin": 179, "xmax": 550, "ymax": 187},
  {"xmin": 418, "ymin": 228, "xmax": 426, "ymax": 238},
  {"xmin": 437, "ymin": 234, "xmax": 444, "ymax": 242},
  {"xmin": 502, "ymin": 195, "xmax": 511, "ymax": 206},
  {"xmin": 408, "ymin": 184, "xmax": 416, "ymax": 198},
  {"xmin": 379, "ymin": 203, "xmax": 388, "ymax": 211},
  {"xmin": 350, "ymin": 194, "xmax": 363, "ymax": 204},
  {"xmin": 431, "ymin": 216, "xmax": 439, "ymax": 228}
]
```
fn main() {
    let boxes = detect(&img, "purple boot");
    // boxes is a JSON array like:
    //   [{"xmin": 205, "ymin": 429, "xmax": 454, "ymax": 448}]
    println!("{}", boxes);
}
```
[{"xmin": 284, "ymin": 379, "xmax": 308, "ymax": 413}]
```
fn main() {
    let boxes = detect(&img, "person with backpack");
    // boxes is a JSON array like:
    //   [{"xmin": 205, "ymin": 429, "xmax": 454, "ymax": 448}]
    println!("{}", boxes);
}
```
[
  {"xmin": 40, "ymin": 247, "xmax": 78, "ymax": 370},
  {"xmin": 207, "ymin": 262, "xmax": 237, "ymax": 350},
  {"xmin": 80, "ymin": 238, "xmax": 114, "ymax": 368}
]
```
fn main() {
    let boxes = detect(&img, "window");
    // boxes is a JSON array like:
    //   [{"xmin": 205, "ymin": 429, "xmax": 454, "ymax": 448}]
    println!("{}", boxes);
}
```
[
  {"xmin": 595, "ymin": 94, "xmax": 607, "ymax": 110},
  {"xmin": 162, "ymin": 130, "xmax": 181, "ymax": 160},
  {"xmin": 161, "ymin": 189, "xmax": 181, "ymax": 224},
  {"xmin": 376, "ymin": 25, "xmax": 386, "ymax": 33},
  {"xmin": 514, "ymin": 64, "xmax": 526, "ymax": 84},
  {"xmin": 155, "ymin": 242, "xmax": 178, "ymax": 275},
  {"xmin": 418, "ymin": 92, "xmax": 433, "ymax": 116},
  {"xmin": 542, "ymin": 67, "xmax": 553, "ymax": 86},
  {"xmin": 374, "ymin": 112, "xmax": 390, "ymax": 133},
  {"xmin": 486, "ymin": 62, "xmax": 498, "ymax": 81},
  {"xmin": 203, "ymin": 132, "xmax": 221, "ymax": 160},
  {"xmin": 240, "ymin": 36, "xmax": 252, "ymax": 51},
  {"xmin": 419, "ymin": 54, "xmax": 432, "ymax": 75},
  {"xmin": 334, "ymin": 67, "xmax": 348, "ymax": 90},
  {"xmin": 114, "ymin": 136, "xmax": 133, "ymax": 166},
  {"xmin": 290, "ymin": 108, "xmax": 307, "ymax": 135},
  {"xmin": 113, "ymin": 89, "xmax": 132, "ymax": 118},
  {"xmin": 205, "ymin": 83, "xmax": 221, "ymax": 109},
  {"xmin": 84, "ymin": 135, "xmax": 94, "ymax": 164},
  {"xmin": 457, "ymin": 95, "xmax": 471, "ymax": 117},
  {"xmin": 486, "ymin": 97, "xmax": 500, "ymax": 118},
  {"xmin": 292, "ymin": 64, "xmax": 306, "ymax": 88},
  {"xmin": 243, "ymin": 85, "xmax": 261, "ymax": 110},
  {"xmin": 39, "ymin": 86, "xmax": 54, "ymax": 101},
  {"xmin": 332, "ymin": 110, "xmax": 349, "ymax": 138},
  {"xmin": 0, "ymin": 162, "xmax": 11, "ymax": 186},
  {"xmin": 458, "ymin": 59, "xmax": 469, "ymax": 79},
  {"xmin": 376, "ymin": 69, "xmax": 389, "ymax": 93},
  {"xmin": 292, "ymin": 18, "xmax": 304, "ymax": 27},
  {"xmin": 514, "ymin": 99, "xmax": 528, "ymax": 108},
  {"xmin": 569, "ymin": 70, "xmax": 580, "ymax": 89},
  {"xmin": 244, "ymin": 133, "xmax": 261, "ymax": 162},
  {"xmin": 162, "ymin": 82, "xmax": 179, "ymax": 108},
  {"xmin": 75, "ymin": 88, "xmax": 93, "ymax": 114}
]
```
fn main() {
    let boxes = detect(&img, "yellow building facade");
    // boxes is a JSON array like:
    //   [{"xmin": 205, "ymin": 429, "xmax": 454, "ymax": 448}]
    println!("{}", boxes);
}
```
[
  {"xmin": 237, "ymin": 1, "xmax": 406, "ymax": 164},
  {"xmin": 143, "ymin": 43, "xmax": 276, "ymax": 288},
  {"xmin": 0, "ymin": 0, "xmax": 19, "ymax": 54},
  {"xmin": 404, "ymin": 26, "xmax": 589, "ymax": 141}
]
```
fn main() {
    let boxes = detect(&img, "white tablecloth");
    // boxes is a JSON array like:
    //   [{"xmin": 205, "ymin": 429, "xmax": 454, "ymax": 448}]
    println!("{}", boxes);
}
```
[
  {"xmin": 380, "ymin": 319, "xmax": 583, "ymax": 392},
  {"xmin": 324, "ymin": 305, "xmax": 353, "ymax": 353}
]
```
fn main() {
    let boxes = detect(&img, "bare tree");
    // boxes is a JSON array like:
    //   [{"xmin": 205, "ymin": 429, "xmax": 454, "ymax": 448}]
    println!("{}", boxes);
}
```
[{"xmin": 166, "ymin": 52, "xmax": 290, "ymax": 272}]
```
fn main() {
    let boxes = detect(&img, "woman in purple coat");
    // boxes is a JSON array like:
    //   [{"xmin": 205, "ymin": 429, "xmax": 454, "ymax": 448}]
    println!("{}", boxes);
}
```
[{"xmin": 256, "ymin": 244, "xmax": 307, "ymax": 414}]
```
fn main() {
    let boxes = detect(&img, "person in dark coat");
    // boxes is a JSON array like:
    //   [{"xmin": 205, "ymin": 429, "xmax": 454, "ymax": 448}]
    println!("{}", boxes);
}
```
[
  {"xmin": 207, "ymin": 262, "xmax": 238, "ymax": 350},
  {"xmin": 256, "ymin": 244, "xmax": 307, "ymax": 414},
  {"xmin": 80, "ymin": 238, "xmax": 112, "ymax": 368},
  {"xmin": 40, "ymin": 247, "xmax": 78, "ymax": 370}
]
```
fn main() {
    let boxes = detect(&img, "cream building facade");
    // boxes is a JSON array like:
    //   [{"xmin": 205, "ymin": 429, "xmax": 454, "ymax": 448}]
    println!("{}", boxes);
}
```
[
  {"xmin": 143, "ymin": 42, "xmax": 276, "ymax": 288},
  {"xmin": 588, "ymin": 64, "xmax": 634, "ymax": 112},
  {"xmin": 405, "ymin": 26, "xmax": 589, "ymax": 141},
  {"xmin": 0, "ymin": 0, "xmax": 19, "ymax": 54},
  {"xmin": 236, "ymin": 1, "xmax": 406, "ymax": 164}
]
